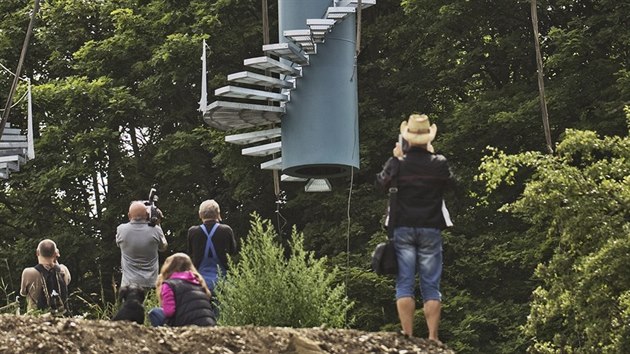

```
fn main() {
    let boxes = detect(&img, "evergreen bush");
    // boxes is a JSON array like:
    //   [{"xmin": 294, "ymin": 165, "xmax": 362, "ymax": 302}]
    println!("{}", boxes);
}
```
[{"xmin": 215, "ymin": 214, "xmax": 353, "ymax": 328}]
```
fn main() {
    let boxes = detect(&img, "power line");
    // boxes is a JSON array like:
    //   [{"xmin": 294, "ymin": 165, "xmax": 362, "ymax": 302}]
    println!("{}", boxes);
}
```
[{"xmin": 344, "ymin": 166, "xmax": 354, "ymax": 328}]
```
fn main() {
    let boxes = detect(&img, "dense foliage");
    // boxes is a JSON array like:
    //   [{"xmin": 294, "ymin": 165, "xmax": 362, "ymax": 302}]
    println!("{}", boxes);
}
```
[
  {"xmin": 479, "ymin": 112, "xmax": 630, "ymax": 353},
  {"xmin": 1, "ymin": 0, "xmax": 628, "ymax": 352}
]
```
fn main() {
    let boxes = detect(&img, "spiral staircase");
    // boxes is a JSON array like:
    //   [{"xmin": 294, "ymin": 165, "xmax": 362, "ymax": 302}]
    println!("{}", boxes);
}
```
[
  {"xmin": 0, "ymin": 123, "xmax": 31, "ymax": 180},
  {"xmin": 201, "ymin": 0, "xmax": 375, "ymax": 190}
]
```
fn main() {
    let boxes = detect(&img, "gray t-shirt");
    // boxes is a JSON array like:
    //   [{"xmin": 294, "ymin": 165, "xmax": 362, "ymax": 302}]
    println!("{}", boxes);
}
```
[{"xmin": 116, "ymin": 220, "xmax": 167, "ymax": 288}]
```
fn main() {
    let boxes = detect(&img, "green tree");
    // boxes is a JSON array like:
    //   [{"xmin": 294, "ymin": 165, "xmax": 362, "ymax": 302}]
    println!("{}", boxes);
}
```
[
  {"xmin": 374, "ymin": 1, "xmax": 630, "ymax": 351},
  {"xmin": 1, "ymin": 0, "xmax": 628, "ymax": 352},
  {"xmin": 215, "ymin": 214, "xmax": 352, "ymax": 328},
  {"xmin": 1, "ymin": 0, "xmax": 268, "ymax": 310},
  {"xmin": 478, "ymin": 109, "xmax": 630, "ymax": 352}
]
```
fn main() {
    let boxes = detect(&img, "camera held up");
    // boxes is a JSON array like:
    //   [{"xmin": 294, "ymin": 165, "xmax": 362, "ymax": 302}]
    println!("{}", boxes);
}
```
[{"xmin": 142, "ymin": 188, "xmax": 162, "ymax": 227}]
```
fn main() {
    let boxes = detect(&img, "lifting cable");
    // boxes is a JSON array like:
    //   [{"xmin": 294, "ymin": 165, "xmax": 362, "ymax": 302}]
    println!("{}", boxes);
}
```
[
  {"xmin": 344, "ymin": 166, "xmax": 354, "ymax": 328},
  {"xmin": 0, "ymin": 64, "xmax": 29, "ymax": 112},
  {"xmin": 345, "ymin": 0, "xmax": 363, "ymax": 328},
  {"xmin": 260, "ymin": 0, "xmax": 286, "ymax": 235}
]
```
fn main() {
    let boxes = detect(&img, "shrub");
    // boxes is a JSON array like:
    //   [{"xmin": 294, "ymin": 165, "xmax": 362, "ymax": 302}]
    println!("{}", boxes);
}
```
[{"xmin": 215, "ymin": 214, "xmax": 353, "ymax": 328}]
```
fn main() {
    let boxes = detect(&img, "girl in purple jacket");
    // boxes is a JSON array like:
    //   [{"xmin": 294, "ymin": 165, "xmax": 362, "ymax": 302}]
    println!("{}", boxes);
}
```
[{"xmin": 148, "ymin": 253, "xmax": 216, "ymax": 327}]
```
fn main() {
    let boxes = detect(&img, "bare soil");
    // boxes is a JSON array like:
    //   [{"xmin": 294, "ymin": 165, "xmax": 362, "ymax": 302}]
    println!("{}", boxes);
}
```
[{"xmin": 0, "ymin": 314, "xmax": 454, "ymax": 353}]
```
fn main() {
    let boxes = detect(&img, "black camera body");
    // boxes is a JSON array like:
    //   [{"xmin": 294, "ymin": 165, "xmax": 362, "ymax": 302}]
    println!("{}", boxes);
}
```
[
  {"xmin": 398, "ymin": 134, "xmax": 410, "ymax": 153},
  {"xmin": 143, "ymin": 188, "xmax": 161, "ymax": 227}
]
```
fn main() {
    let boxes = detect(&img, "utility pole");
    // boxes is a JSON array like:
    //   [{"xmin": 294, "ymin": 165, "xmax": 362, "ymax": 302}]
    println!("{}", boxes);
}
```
[{"xmin": 531, "ymin": 0, "xmax": 554, "ymax": 154}]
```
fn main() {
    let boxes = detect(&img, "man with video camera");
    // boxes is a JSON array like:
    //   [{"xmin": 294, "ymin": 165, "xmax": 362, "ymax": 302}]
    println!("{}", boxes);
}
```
[{"xmin": 116, "ymin": 200, "xmax": 167, "ymax": 290}]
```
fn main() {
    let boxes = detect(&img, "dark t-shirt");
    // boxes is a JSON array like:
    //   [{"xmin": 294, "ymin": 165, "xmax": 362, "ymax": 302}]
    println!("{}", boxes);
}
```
[{"xmin": 187, "ymin": 221, "xmax": 238, "ymax": 270}]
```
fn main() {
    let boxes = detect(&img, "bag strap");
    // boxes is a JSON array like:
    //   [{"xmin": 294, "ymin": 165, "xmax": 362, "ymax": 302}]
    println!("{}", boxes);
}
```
[
  {"xmin": 34, "ymin": 264, "xmax": 64, "ymax": 308},
  {"xmin": 387, "ymin": 160, "xmax": 401, "ymax": 240},
  {"xmin": 200, "ymin": 223, "xmax": 220, "ymax": 259},
  {"xmin": 33, "ymin": 264, "xmax": 51, "ymax": 308}
]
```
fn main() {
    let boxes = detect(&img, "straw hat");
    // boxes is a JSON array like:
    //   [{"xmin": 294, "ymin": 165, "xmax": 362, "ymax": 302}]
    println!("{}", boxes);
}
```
[{"xmin": 400, "ymin": 114, "xmax": 437, "ymax": 146}]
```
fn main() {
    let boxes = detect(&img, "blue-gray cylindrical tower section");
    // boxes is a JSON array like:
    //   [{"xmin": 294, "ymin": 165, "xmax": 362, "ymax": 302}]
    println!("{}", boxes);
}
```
[{"xmin": 279, "ymin": 0, "xmax": 359, "ymax": 178}]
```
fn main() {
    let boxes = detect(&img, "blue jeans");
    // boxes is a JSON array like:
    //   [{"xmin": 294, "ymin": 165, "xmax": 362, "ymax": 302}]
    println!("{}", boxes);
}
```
[
  {"xmin": 148, "ymin": 307, "xmax": 166, "ymax": 327},
  {"xmin": 394, "ymin": 226, "xmax": 443, "ymax": 302}
]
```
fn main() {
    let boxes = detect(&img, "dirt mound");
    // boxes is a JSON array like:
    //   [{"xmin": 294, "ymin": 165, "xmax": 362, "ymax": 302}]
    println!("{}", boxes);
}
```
[{"xmin": 0, "ymin": 314, "xmax": 453, "ymax": 353}]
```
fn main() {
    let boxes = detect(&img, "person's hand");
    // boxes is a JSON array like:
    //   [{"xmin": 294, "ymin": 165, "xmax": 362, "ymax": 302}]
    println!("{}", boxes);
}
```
[
  {"xmin": 393, "ymin": 143, "xmax": 403, "ymax": 158},
  {"xmin": 154, "ymin": 208, "xmax": 164, "ymax": 225}
]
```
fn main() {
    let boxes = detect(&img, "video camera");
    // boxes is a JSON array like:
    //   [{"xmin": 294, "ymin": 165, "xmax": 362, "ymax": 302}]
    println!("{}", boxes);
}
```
[{"xmin": 143, "ymin": 188, "xmax": 162, "ymax": 227}]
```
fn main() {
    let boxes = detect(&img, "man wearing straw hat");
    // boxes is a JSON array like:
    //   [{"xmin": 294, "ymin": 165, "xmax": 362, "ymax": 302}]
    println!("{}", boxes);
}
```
[{"xmin": 376, "ymin": 113, "xmax": 454, "ymax": 344}]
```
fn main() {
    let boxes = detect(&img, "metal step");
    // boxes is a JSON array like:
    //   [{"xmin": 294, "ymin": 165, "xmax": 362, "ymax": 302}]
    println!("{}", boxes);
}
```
[
  {"xmin": 263, "ymin": 42, "xmax": 309, "ymax": 65},
  {"xmin": 0, "ymin": 149, "xmax": 26, "ymax": 157},
  {"xmin": 281, "ymin": 174, "xmax": 308, "ymax": 182},
  {"xmin": 215, "ymin": 86, "xmax": 289, "ymax": 102},
  {"xmin": 228, "ymin": 71, "xmax": 294, "ymax": 90},
  {"xmin": 244, "ymin": 56, "xmax": 301, "ymax": 77},
  {"xmin": 242, "ymin": 141, "xmax": 281, "ymax": 156},
  {"xmin": 306, "ymin": 19, "xmax": 336, "ymax": 42},
  {"xmin": 337, "ymin": 0, "xmax": 376, "ymax": 9},
  {"xmin": 260, "ymin": 157, "xmax": 282, "ymax": 170},
  {"xmin": 1, "ymin": 128, "xmax": 21, "ymax": 135},
  {"xmin": 0, "ymin": 161, "xmax": 19, "ymax": 172},
  {"xmin": 0, "ymin": 155, "xmax": 26, "ymax": 164},
  {"xmin": 225, "ymin": 128, "xmax": 281, "ymax": 145},
  {"xmin": 307, "ymin": 19, "xmax": 336, "ymax": 30},
  {"xmin": 203, "ymin": 101, "xmax": 284, "ymax": 131},
  {"xmin": 283, "ymin": 30, "xmax": 316, "ymax": 54},
  {"xmin": 325, "ymin": 6, "xmax": 356, "ymax": 21},
  {"xmin": 0, "ymin": 134, "xmax": 27, "ymax": 142},
  {"xmin": 1, "ymin": 123, "xmax": 33, "ymax": 162},
  {"xmin": 0, "ymin": 141, "xmax": 28, "ymax": 149}
]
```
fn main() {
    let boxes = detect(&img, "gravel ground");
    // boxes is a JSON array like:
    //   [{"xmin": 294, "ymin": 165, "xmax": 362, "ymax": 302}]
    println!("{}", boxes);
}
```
[{"xmin": 0, "ymin": 314, "xmax": 454, "ymax": 353}]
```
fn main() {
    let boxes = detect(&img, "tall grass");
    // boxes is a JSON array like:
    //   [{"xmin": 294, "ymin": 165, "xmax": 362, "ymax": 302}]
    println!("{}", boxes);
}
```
[
  {"xmin": 0, "ymin": 277, "xmax": 19, "ymax": 315},
  {"xmin": 1, "ymin": 258, "xmax": 159, "ymax": 324}
]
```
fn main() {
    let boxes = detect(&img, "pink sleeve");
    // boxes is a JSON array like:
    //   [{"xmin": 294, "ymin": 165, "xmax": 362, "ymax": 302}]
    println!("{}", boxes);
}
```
[{"xmin": 161, "ymin": 283, "xmax": 176, "ymax": 317}]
